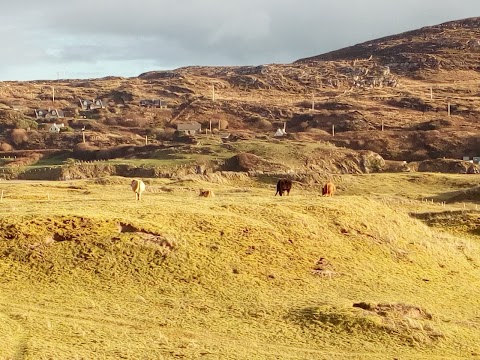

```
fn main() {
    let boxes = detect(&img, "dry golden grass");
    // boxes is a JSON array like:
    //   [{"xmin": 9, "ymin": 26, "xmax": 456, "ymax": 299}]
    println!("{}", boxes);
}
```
[{"xmin": 0, "ymin": 173, "xmax": 479, "ymax": 359}]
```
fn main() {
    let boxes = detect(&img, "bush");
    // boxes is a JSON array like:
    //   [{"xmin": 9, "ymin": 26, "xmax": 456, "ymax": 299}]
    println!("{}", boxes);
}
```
[
  {"xmin": 72, "ymin": 142, "xmax": 99, "ymax": 161},
  {"xmin": 0, "ymin": 110, "xmax": 38, "ymax": 130},
  {"xmin": 64, "ymin": 158, "xmax": 77, "ymax": 167},
  {"xmin": 0, "ymin": 142, "xmax": 13, "ymax": 151},
  {"xmin": 146, "ymin": 127, "xmax": 167, "ymax": 139},
  {"xmin": 74, "ymin": 142, "xmax": 99, "ymax": 152},
  {"xmin": 154, "ymin": 127, "xmax": 176, "ymax": 141},
  {"xmin": 218, "ymin": 119, "xmax": 229, "ymax": 130},
  {"xmin": 256, "ymin": 118, "xmax": 272, "ymax": 130},
  {"xmin": 17, "ymin": 118, "xmax": 38, "ymax": 130},
  {"xmin": 117, "ymin": 111, "xmax": 149, "ymax": 127},
  {"xmin": 10, "ymin": 128, "xmax": 28, "ymax": 146},
  {"xmin": 299, "ymin": 121, "xmax": 309, "ymax": 130},
  {"xmin": 104, "ymin": 117, "xmax": 118, "ymax": 126},
  {"xmin": 117, "ymin": 117, "xmax": 149, "ymax": 127}
]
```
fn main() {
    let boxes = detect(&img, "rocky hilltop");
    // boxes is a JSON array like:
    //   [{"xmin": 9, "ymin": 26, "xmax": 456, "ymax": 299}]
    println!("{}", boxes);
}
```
[{"xmin": 1, "ymin": 17, "xmax": 480, "ymax": 172}]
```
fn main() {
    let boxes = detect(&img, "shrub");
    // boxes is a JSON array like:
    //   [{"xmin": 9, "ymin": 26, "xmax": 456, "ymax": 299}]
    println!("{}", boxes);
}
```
[
  {"xmin": 0, "ymin": 110, "xmax": 38, "ymax": 130},
  {"xmin": 74, "ymin": 142, "xmax": 99, "ymax": 152},
  {"xmin": 72, "ymin": 142, "xmax": 99, "ymax": 161},
  {"xmin": 154, "ymin": 127, "xmax": 176, "ymax": 141},
  {"xmin": 0, "ymin": 142, "xmax": 13, "ymax": 151},
  {"xmin": 299, "ymin": 121, "xmax": 309, "ymax": 130},
  {"xmin": 117, "ymin": 117, "xmax": 149, "ymax": 127},
  {"xmin": 256, "ymin": 118, "xmax": 273, "ymax": 130},
  {"xmin": 218, "ymin": 119, "xmax": 229, "ymax": 130},
  {"xmin": 146, "ymin": 127, "xmax": 167, "ymax": 139},
  {"xmin": 64, "ymin": 158, "xmax": 77, "ymax": 167},
  {"xmin": 104, "ymin": 117, "xmax": 118, "ymax": 126},
  {"xmin": 10, "ymin": 128, "xmax": 28, "ymax": 146}
]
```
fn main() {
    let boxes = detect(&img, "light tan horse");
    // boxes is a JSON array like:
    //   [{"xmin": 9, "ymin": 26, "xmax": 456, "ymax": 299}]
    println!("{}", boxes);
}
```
[{"xmin": 131, "ymin": 179, "xmax": 146, "ymax": 201}]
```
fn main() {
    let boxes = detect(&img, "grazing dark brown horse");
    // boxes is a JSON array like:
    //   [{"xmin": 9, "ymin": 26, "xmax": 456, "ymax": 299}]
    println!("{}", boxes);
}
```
[{"xmin": 275, "ymin": 179, "xmax": 292, "ymax": 196}]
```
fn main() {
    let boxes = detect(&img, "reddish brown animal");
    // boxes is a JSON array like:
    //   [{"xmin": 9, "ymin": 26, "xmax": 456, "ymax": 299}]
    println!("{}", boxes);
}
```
[
  {"xmin": 199, "ymin": 189, "xmax": 214, "ymax": 197},
  {"xmin": 275, "ymin": 179, "xmax": 292, "ymax": 196},
  {"xmin": 322, "ymin": 182, "xmax": 336, "ymax": 197}
]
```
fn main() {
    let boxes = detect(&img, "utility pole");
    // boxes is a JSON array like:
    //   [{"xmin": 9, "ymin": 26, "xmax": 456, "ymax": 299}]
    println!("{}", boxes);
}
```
[
  {"xmin": 52, "ymin": 86, "xmax": 55, "ymax": 105},
  {"xmin": 212, "ymin": 85, "xmax": 215, "ymax": 102},
  {"xmin": 311, "ymin": 91, "xmax": 315, "ymax": 111}
]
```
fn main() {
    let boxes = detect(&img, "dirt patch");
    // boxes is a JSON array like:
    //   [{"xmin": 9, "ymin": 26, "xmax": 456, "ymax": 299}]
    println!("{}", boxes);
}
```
[
  {"xmin": 289, "ymin": 302, "xmax": 443, "ymax": 346},
  {"xmin": 0, "ymin": 216, "xmax": 177, "ymax": 281},
  {"xmin": 223, "ymin": 153, "xmax": 286, "ymax": 172},
  {"xmin": 311, "ymin": 257, "xmax": 338, "ymax": 278},
  {"xmin": 412, "ymin": 159, "xmax": 480, "ymax": 174},
  {"xmin": 352, "ymin": 302, "xmax": 432, "ymax": 320}
]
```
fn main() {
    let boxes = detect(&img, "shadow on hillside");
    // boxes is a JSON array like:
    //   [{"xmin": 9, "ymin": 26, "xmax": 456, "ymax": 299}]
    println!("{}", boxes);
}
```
[
  {"xmin": 410, "ymin": 209, "xmax": 480, "ymax": 237},
  {"xmin": 286, "ymin": 302, "xmax": 442, "ymax": 346},
  {"xmin": 426, "ymin": 186, "xmax": 480, "ymax": 204}
]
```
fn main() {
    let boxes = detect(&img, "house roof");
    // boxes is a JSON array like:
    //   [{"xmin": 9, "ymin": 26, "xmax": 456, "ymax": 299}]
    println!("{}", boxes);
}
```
[
  {"xmin": 140, "ymin": 99, "xmax": 160, "ymax": 104},
  {"xmin": 35, "ymin": 109, "xmax": 49, "ymax": 117},
  {"xmin": 177, "ymin": 122, "xmax": 201, "ymax": 131},
  {"xmin": 35, "ymin": 109, "xmax": 64, "ymax": 117},
  {"xmin": 79, "ymin": 99, "xmax": 104, "ymax": 108}
]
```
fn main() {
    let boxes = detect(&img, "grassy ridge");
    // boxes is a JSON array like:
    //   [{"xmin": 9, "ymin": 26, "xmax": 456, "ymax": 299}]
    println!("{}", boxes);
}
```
[{"xmin": 0, "ymin": 174, "xmax": 480, "ymax": 359}]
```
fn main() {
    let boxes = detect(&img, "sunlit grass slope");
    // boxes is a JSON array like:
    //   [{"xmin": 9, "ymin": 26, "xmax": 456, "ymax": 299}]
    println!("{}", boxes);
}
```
[{"xmin": 0, "ymin": 174, "xmax": 479, "ymax": 359}]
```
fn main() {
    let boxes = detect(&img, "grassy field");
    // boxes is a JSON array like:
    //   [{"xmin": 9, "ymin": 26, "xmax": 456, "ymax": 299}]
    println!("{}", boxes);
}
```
[{"xmin": 0, "ymin": 173, "xmax": 480, "ymax": 359}]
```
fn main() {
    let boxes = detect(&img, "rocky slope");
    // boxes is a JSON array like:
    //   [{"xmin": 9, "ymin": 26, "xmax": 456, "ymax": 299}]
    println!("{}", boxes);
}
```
[{"xmin": 1, "ymin": 17, "xmax": 480, "ymax": 168}]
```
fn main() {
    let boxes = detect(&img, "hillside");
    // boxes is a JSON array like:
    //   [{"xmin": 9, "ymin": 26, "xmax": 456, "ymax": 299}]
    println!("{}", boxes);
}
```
[
  {"xmin": 1, "ymin": 17, "xmax": 480, "ymax": 174},
  {"xmin": 0, "ymin": 173, "xmax": 480, "ymax": 358},
  {"xmin": 2, "ymin": 17, "xmax": 480, "ymax": 358}
]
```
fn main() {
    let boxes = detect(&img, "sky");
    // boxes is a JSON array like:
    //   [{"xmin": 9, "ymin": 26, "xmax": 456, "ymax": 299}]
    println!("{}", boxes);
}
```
[{"xmin": 1, "ymin": 0, "xmax": 479, "ymax": 81}]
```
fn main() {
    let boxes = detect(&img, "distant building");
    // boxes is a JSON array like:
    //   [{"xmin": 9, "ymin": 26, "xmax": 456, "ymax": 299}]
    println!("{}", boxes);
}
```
[
  {"xmin": 274, "ymin": 123, "xmax": 287, "ymax": 137},
  {"xmin": 48, "ymin": 123, "xmax": 65, "ymax": 133},
  {"xmin": 78, "ymin": 98, "xmax": 105, "ymax": 111},
  {"xmin": 35, "ymin": 108, "xmax": 65, "ymax": 120},
  {"xmin": 176, "ymin": 122, "xmax": 201, "ymax": 136},
  {"xmin": 139, "ymin": 99, "xmax": 167, "ymax": 108}
]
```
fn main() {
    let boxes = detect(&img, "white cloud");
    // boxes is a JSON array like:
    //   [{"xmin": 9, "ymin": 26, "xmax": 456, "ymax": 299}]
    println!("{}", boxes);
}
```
[{"xmin": 1, "ymin": 0, "xmax": 480, "ymax": 80}]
